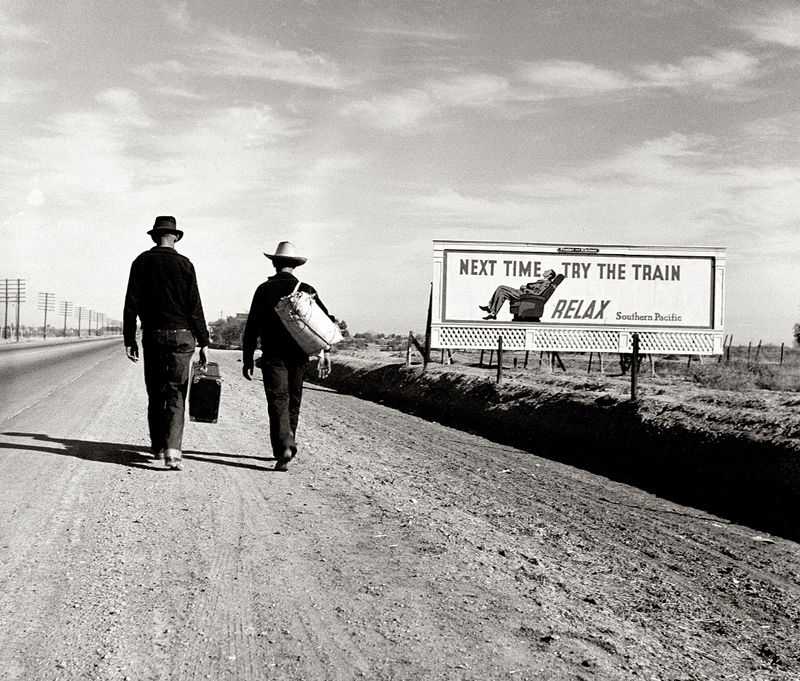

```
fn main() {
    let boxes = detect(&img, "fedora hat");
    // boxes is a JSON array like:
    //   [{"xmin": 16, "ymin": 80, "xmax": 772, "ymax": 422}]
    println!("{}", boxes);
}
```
[
  {"xmin": 147, "ymin": 215, "xmax": 183, "ymax": 241},
  {"xmin": 264, "ymin": 241, "xmax": 307, "ymax": 265}
]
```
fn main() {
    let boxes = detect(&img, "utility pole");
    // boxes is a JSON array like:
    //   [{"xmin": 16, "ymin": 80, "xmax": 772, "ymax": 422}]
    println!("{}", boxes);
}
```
[
  {"xmin": 2, "ymin": 279, "xmax": 8, "ymax": 339},
  {"xmin": 87, "ymin": 310, "xmax": 94, "ymax": 336},
  {"xmin": 58, "ymin": 300, "xmax": 74, "ymax": 337},
  {"xmin": 75, "ymin": 306, "xmax": 86, "ymax": 337},
  {"xmin": 96, "ymin": 312, "xmax": 105, "ymax": 335},
  {"xmin": 12, "ymin": 279, "xmax": 25, "ymax": 342},
  {"xmin": 38, "ymin": 292, "xmax": 55, "ymax": 339},
  {"xmin": 0, "ymin": 278, "xmax": 26, "ymax": 341}
]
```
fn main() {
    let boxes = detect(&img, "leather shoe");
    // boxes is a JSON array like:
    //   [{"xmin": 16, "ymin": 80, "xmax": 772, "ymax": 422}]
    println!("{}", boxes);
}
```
[{"xmin": 165, "ymin": 448, "xmax": 183, "ymax": 471}]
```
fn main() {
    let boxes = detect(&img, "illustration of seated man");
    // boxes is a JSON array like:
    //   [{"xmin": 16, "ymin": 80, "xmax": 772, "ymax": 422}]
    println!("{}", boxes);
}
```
[{"xmin": 479, "ymin": 269, "xmax": 565, "ymax": 321}]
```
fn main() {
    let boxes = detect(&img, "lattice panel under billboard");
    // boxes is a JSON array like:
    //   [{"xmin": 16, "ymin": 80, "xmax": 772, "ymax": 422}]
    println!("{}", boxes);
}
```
[
  {"xmin": 622, "ymin": 331, "xmax": 715, "ymax": 355},
  {"xmin": 528, "ymin": 328, "xmax": 619, "ymax": 352},
  {"xmin": 434, "ymin": 325, "xmax": 719, "ymax": 355},
  {"xmin": 438, "ymin": 326, "xmax": 527, "ymax": 349}
]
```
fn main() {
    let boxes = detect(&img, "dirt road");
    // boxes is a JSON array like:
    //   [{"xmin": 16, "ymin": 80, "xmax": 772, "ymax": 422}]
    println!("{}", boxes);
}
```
[{"xmin": 1, "ymin": 345, "xmax": 798, "ymax": 680}]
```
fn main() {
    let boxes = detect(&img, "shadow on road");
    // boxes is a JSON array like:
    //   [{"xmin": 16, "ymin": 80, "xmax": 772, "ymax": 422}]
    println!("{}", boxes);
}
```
[{"xmin": 0, "ymin": 432, "xmax": 279, "ymax": 472}]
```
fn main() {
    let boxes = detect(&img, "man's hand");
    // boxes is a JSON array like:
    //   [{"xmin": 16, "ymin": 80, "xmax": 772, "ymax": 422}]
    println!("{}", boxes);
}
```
[
  {"xmin": 198, "ymin": 346, "xmax": 209, "ymax": 369},
  {"xmin": 242, "ymin": 359, "xmax": 254, "ymax": 381},
  {"xmin": 125, "ymin": 344, "xmax": 139, "ymax": 363},
  {"xmin": 317, "ymin": 349, "xmax": 332, "ymax": 379}
]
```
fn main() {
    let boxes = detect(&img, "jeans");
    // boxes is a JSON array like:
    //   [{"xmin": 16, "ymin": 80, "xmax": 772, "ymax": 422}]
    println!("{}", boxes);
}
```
[
  {"xmin": 261, "ymin": 357, "xmax": 306, "ymax": 458},
  {"xmin": 142, "ymin": 329, "xmax": 195, "ymax": 452}
]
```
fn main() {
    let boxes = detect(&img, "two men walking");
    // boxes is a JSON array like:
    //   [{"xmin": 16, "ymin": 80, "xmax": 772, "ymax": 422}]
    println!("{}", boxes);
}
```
[{"xmin": 124, "ymin": 219, "xmax": 333, "ymax": 473}]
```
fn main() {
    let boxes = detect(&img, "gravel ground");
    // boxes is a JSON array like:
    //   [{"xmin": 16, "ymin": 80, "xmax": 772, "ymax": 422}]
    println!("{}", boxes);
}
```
[{"xmin": 0, "ymin": 345, "xmax": 798, "ymax": 680}]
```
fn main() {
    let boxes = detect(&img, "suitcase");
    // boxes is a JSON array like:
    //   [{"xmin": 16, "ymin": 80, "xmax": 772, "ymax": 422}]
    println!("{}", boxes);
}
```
[{"xmin": 189, "ymin": 362, "xmax": 221, "ymax": 423}]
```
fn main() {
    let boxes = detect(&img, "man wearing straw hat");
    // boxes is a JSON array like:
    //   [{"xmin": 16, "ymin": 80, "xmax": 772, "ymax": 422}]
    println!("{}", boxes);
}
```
[
  {"xmin": 242, "ymin": 241, "xmax": 335, "ymax": 472},
  {"xmin": 123, "ymin": 216, "xmax": 209, "ymax": 471}
]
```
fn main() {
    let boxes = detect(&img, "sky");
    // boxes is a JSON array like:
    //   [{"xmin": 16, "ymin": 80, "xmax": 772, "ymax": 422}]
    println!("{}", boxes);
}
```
[{"xmin": 1, "ymin": 0, "xmax": 799, "ymax": 343}]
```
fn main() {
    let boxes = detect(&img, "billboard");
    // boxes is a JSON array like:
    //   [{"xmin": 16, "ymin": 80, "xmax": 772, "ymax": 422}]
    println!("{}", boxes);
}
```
[{"xmin": 432, "ymin": 241, "xmax": 726, "ymax": 354}]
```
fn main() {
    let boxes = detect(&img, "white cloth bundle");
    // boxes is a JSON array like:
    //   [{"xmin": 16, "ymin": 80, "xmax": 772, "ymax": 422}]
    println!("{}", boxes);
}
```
[{"xmin": 274, "ymin": 282, "xmax": 342, "ymax": 354}]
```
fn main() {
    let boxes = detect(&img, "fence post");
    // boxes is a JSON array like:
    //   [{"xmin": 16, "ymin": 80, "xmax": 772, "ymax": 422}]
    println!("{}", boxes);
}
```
[
  {"xmin": 631, "ymin": 333, "xmax": 640, "ymax": 404},
  {"xmin": 780, "ymin": 342, "xmax": 785, "ymax": 365},
  {"xmin": 726, "ymin": 335, "xmax": 733, "ymax": 362},
  {"xmin": 746, "ymin": 341, "xmax": 752, "ymax": 364},
  {"xmin": 754, "ymin": 339, "xmax": 762, "ymax": 363},
  {"xmin": 587, "ymin": 352, "xmax": 594, "ymax": 374},
  {"xmin": 496, "ymin": 336, "xmax": 503, "ymax": 384}
]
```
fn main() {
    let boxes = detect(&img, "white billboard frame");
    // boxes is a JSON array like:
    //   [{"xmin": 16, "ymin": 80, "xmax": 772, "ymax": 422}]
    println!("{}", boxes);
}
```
[{"xmin": 431, "ymin": 240, "xmax": 726, "ymax": 356}]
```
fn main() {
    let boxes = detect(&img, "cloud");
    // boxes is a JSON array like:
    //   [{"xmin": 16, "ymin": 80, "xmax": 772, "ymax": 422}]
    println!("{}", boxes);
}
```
[
  {"xmin": 0, "ymin": 7, "xmax": 46, "ymax": 104},
  {"xmin": 409, "ymin": 132, "xmax": 800, "ymax": 259},
  {"xmin": 131, "ymin": 60, "xmax": 203, "ymax": 99},
  {"xmin": 351, "ymin": 25, "xmax": 465, "ymax": 42},
  {"xmin": 341, "ymin": 89, "xmax": 433, "ymax": 130},
  {"xmin": 190, "ymin": 29, "xmax": 346, "ymax": 89},
  {"xmin": 162, "ymin": 1, "xmax": 191, "ymax": 32},
  {"xmin": 343, "ymin": 47, "xmax": 762, "ymax": 131},
  {"xmin": 636, "ymin": 50, "xmax": 760, "ymax": 91},
  {"xmin": 517, "ymin": 60, "xmax": 631, "ymax": 94},
  {"xmin": 737, "ymin": 6, "xmax": 800, "ymax": 48},
  {"xmin": 0, "ymin": 6, "xmax": 41, "ymax": 43},
  {"xmin": 427, "ymin": 73, "xmax": 511, "ymax": 107}
]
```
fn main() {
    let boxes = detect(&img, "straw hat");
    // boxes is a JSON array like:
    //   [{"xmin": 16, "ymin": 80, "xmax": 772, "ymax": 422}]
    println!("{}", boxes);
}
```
[{"xmin": 263, "ymin": 241, "xmax": 307, "ymax": 265}]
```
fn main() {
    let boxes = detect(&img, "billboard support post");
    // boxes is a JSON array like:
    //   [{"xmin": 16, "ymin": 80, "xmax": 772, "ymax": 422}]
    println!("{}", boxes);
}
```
[
  {"xmin": 631, "ymin": 332, "xmax": 640, "ymax": 404},
  {"xmin": 423, "ymin": 283, "xmax": 433, "ymax": 373},
  {"xmin": 496, "ymin": 336, "xmax": 503, "ymax": 384}
]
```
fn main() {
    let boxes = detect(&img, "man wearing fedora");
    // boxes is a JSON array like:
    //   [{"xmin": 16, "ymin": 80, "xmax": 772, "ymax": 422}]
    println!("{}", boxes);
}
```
[
  {"xmin": 123, "ymin": 216, "xmax": 209, "ymax": 471},
  {"xmin": 242, "ymin": 241, "xmax": 334, "ymax": 472}
]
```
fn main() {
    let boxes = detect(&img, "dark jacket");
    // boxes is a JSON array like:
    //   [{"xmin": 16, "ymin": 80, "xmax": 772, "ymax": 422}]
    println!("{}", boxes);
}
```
[
  {"xmin": 242, "ymin": 272, "xmax": 333, "ymax": 366},
  {"xmin": 123, "ymin": 246, "xmax": 209, "ymax": 347}
]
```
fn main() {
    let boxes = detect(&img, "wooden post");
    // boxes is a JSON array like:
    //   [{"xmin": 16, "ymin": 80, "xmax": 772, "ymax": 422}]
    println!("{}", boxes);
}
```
[
  {"xmin": 496, "ymin": 336, "xmax": 503, "ymax": 384},
  {"xmin": 746, "ymin": 341, "xmax": 752, "ymax": 364},
  {"xmin": 631, "ymin": 333, "xmax": 640, "ymax": 404},
  {"xmin": 754, "ymin": 340, "xmax": 762, "ymax": 363},
  {"xmin": 538, "ymin": 351, "xmax": 544, "ymax": 368},
  {"xmin": 599, "ymin": 353, "xmax": 605, "ymax": 375},
  {"xmin": 422, "ymin": 284, "xmax": 433, "ymax": 373},
  {"xmin": 488, "ymin": 350, "xmax": 494, "ymax": 366},
  {"xmin": 406, "ymin": 332, "xmax": 412, "ymax": 367},
  {"xmin": 554, "ymin": 352, "xmax": 566, "ymax": 372},
  {"xmin": 587, "ymin": 352, "xmax": 594, "ymax": 374},
  {"xmin": 513, "ymin": 357, "xmax": 518, "ymax": 368},
  {"xmin": 687, "ymin": 354, "xmax": 692, "ymax": 369},
  {"xmin": 718, "ymin": 335, "xmax": 727, "ymax": 363},
  {"xmin": 524, "ymin": 351, "xmax": 529, "ymax": 369},
  {"xmin": 479, "ymin": 349, "xmax": 484, "ymax": 367},
  {"xmin": 649, "ymin": 353, "xmax": 655, "ymax": 377},
  {"xmin": 726, "ymin": 335, "xmax": 733, "ymax": 362},
  {"xmin": 780, "ymin": 342, "xmax": 785, "ymax": 365}
]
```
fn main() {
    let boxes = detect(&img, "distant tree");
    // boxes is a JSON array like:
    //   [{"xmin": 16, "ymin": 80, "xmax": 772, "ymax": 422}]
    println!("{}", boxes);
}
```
[
  {"xmin": 338, "ymin": 319, "xmax": 350, "ymax": 337},
  {"xmin": 794, "ymin": 322, "xmax": 800, "ymax": 347},
  {"xmin": 209, "ymin": 315, "xmax": 247, "ymax": 349}
]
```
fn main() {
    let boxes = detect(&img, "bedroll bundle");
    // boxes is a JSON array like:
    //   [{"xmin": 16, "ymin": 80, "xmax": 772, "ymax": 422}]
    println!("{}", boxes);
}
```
[{"xmin": 275, "ymin": 283, "xmax": 343, "ymax": 354}]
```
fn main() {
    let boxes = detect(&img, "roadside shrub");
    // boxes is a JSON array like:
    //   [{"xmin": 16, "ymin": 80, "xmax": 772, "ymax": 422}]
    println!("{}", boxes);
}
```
[{"xmin": 691, "ymin": 363, "xmax": 800, "ymax": 392}]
